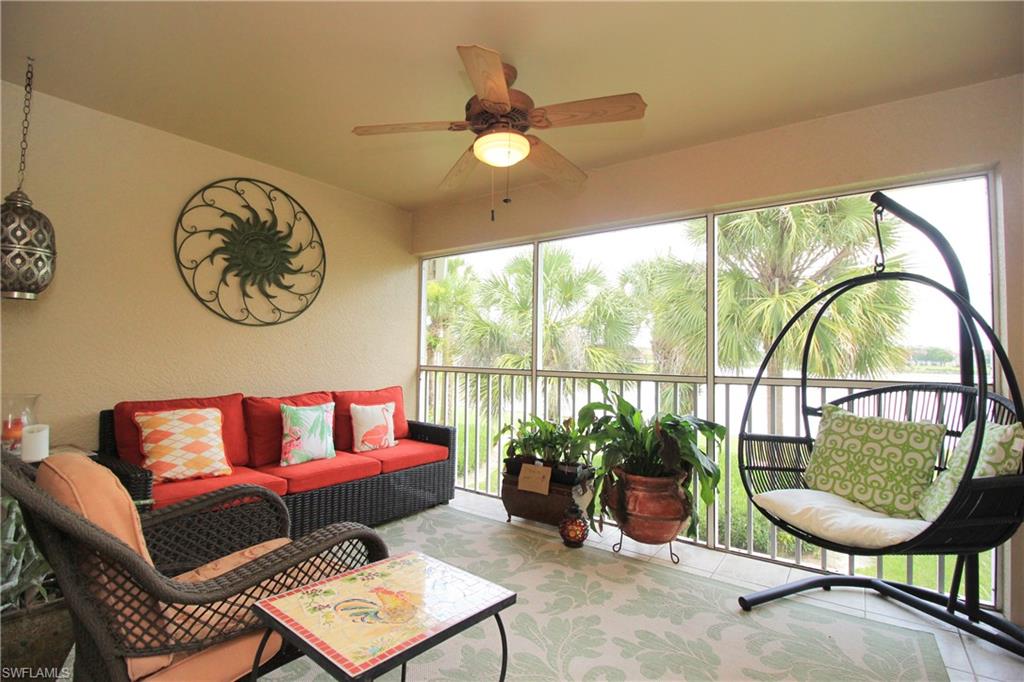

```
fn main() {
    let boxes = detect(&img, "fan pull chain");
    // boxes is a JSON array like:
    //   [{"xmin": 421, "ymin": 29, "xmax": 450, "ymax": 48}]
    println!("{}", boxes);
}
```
[
  {"xmin": 503, "ymin": 166, "xmax": 511, "ymax": 205},
  {"xmin": 490, "ymin": 167, "xmax": 496, "ymax": 222},
  {"xmin": 872, "ymin": 205, "xmax": 886, "ymax": 273}
]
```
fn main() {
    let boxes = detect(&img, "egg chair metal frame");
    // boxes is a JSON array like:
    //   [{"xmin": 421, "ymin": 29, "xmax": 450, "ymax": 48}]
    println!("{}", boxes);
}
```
[{"xmin": 735, "ymin": 195, "xmax": 1024, "ymax": 658}]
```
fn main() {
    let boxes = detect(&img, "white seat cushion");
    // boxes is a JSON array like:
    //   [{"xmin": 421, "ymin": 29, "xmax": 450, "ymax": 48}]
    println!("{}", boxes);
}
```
[{"xmin": 753, "ymin": 489, "xmax": 931, "ymax": 549}]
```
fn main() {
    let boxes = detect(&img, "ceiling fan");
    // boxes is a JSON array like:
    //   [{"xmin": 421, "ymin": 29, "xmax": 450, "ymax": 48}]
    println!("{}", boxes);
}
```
[{"xmin": 352, "ymin": 45, "xmax": 647, "ymax": 191}]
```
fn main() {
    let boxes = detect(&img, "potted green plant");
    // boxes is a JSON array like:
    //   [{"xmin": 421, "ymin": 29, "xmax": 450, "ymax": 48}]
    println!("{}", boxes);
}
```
[
  {"xmin": 584, "ymin": 382, "xmax": 724, "ymax": 541},
  {"xmin": 500, "ymin": 415, "xmax": 600, "ymax": 485},
  {"xmin": 553, "ymin": 416, "xmax": 601, "ymax": 484},
  {"xmin": 1, "ymin": 495, "xmax": 73, "ymax": 674},
  {"xmin": 500, "ymin": 417, "xmax": 545, "ymax": 475}
]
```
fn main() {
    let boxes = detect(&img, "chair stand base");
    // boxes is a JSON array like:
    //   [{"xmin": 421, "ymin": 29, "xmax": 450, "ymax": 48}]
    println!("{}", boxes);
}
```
[{"xmin": 738, "ymin": 574, "xmax": 1024, "ymax": 658}]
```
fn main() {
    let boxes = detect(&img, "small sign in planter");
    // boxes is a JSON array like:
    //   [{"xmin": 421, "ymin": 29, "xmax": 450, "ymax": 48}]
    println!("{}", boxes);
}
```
[{"xmin": 517, "ymin": 462, "xmax": 552, "ymax": 495}]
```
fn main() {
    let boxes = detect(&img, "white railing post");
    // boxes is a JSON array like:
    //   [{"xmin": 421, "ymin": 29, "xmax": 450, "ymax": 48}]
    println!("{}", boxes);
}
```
[
  {"xmin": 705, "ymin": 212, "xmax": 718, "ymax": 550},
  {"xmin": 530, "ymin": 242, "xmax": 542, "ymax": 419}
]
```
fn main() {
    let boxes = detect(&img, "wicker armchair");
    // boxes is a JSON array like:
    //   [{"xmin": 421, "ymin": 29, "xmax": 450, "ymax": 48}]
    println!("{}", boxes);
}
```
[{"xmin": 1, "ymin": 453, "xmax": 388, "ymax": 681}]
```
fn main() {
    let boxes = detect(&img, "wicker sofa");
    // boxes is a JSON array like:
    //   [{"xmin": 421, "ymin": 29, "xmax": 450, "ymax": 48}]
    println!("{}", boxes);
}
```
[{"xmin": 96, "ymin": 388, "xmax": 455, "ymax": 537}]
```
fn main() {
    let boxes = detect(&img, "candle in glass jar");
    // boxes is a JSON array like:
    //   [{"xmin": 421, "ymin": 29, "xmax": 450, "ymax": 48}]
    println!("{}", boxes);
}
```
[{"xmin": 2, "ymin": 417, "xmax": 25, "ymax": 455}]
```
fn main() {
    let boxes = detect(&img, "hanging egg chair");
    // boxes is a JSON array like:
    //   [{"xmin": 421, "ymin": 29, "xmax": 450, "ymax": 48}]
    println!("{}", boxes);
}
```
[{"xmin": 736, "ymin": 192, "xmax": 1024, "ymax": 657}]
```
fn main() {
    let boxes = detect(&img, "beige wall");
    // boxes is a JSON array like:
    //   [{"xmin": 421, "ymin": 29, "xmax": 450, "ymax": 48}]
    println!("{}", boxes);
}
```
[
  {"xmin": 413, "ymin": 75, "xmax": 1024, "ymax": 620},
  {"xmin": 1, "ymin": 83, "xmax": 417, "ymax": 450}
]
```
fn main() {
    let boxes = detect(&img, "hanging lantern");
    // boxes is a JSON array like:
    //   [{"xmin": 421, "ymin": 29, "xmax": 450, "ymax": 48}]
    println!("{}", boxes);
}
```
[{"xmin": 2, "ymin": 58, "xmax": 56, "ymax": 300}]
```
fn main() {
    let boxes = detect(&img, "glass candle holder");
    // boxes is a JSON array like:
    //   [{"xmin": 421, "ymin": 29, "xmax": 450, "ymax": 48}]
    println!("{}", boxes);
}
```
[{"xmin": 2, "ymin": 394, "xmax": 40, "ymax": 458}]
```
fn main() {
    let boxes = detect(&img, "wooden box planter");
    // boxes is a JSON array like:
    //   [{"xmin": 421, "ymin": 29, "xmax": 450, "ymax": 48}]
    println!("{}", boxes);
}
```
[
  {"xmin": 501, "ymin": 472, "xmax": 576, "ymax": 525},
  {"xmin": 500, "ymin": 459, "xmax": 593, "ymax": 526}
]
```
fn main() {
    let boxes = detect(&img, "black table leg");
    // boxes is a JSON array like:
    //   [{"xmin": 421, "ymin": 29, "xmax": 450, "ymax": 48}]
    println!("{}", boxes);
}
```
[
  {"xmin": 495, "ymin": 612, "xmax": 509, "ymax": 682},
  {"xmin": 401, "ymin": 661, "xmax": 407, "ymax": 682},
  {"xmin": 250, "ymin": 628, "xmax": 273, "ymax": 681}
]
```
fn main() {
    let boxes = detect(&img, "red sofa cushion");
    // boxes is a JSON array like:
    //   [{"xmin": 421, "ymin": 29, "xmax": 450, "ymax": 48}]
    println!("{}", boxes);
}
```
[
  {"xmin": 114, "ymin": 393, "xmax": 249, "ymax": 467},
  {"xmin": 243, "ymin": 392, "xmax": 333, "ymax": 467},
  {"xmin": 333, "ymin": 387, "xmax": 409, "ymax": 451},
  {"xmin": 151, "ymin": 466, "xmax": 287, "ymax": 509},
  {"xmin": 255, "ymin": 453, "xmax": 382, "ymax": 494},
  {"xmin": 359, "ymin": 439, "xmax": 448, "ymax": 474}
]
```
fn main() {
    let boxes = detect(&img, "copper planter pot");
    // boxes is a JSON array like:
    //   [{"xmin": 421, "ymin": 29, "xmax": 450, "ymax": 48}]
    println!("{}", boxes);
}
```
[{"xmin": 602, "ymin": 467, "xmax": 692, "ymax": 544}]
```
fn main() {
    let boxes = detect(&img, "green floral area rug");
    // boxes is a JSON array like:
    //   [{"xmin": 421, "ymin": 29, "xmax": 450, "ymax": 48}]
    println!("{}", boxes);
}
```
[{"xmin": 265, "ymin": 506, "xmax": 947, "ymax": 681}]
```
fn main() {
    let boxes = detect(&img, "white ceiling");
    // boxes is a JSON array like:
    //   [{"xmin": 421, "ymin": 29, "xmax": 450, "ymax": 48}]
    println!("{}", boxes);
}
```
[{"xmin": 2, "ymin": 2, "xmax": 1021, "ymax": 211}]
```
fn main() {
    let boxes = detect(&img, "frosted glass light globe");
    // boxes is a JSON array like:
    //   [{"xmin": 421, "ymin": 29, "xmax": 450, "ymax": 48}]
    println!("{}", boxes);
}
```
[{"xmin": 473, "ymin": 130, "xmax": 531, "ymax": 168}]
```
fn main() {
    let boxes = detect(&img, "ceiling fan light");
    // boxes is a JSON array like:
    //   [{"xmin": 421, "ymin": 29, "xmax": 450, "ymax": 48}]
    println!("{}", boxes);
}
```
[{"xmin": 473, "ymin": 130, "xmax": 530, "ymax": 168}]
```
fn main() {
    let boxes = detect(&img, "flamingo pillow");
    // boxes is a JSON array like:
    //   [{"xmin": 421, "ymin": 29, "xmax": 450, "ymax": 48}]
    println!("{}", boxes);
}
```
[
  {"xmin": 351, "ymin": 402, "xmax": 397, "ymax": 452},
  {"xmin": 279, "ymin": 402, "xmax": 336, "ymax": 466}
]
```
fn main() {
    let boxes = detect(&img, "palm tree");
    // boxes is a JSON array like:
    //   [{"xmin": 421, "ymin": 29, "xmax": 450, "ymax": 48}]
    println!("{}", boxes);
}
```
[
  {"xmin": 424, "ymin": 256, "xmax": 476, "ymax": 366},
  {"xmin": 683, "ymin": 196, "xmax": 909, "ymax": 378},
  {"xmin": 622, "ymin": 256, "xmax": 707, "ymax": 376},
  {"xmin": 457, "ymin": 247, "xmax": 643, "ymax": 374}
]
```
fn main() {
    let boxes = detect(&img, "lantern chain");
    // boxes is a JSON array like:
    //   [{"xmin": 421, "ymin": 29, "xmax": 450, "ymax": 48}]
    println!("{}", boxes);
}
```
[{"xmin": 17, "ymin": 58, "xmax": 35, "ymax": 191}]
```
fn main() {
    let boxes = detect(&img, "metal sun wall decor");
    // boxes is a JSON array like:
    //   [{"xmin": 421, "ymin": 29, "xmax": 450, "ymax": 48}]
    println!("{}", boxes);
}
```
[{"xmin": 174, "ymin": 178, "xmax": 325, "ymax": 326}]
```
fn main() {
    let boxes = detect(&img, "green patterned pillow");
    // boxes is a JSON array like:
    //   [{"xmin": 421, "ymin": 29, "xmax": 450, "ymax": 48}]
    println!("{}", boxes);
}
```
[
  {"xmin": 917, "ymin": 420, "xmax": 1024, "ymax": 521},
  {"xmin": 805, "ymin": 404, "xmax": 945, "ymax": 518},
  {"xmin": 280, "ymin": 402, "xmax": 336, "ymax": 466}
]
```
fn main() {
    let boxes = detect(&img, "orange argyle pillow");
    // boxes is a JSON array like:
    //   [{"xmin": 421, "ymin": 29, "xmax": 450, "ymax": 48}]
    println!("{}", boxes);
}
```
[{"xmin": 133, "ymin": 408, "xmax": 232, "ymax": 482}]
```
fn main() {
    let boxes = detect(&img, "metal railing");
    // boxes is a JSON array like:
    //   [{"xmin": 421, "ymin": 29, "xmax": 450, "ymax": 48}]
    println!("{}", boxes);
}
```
[{"xmin": 418, "ymin": 366, "xmax": 999, "ymax": 606}]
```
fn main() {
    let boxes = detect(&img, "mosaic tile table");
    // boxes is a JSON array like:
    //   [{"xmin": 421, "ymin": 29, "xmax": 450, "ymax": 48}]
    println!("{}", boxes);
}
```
[{"xmin": 251, "ymin": 551, "xmax": 517, "ymax": 681}]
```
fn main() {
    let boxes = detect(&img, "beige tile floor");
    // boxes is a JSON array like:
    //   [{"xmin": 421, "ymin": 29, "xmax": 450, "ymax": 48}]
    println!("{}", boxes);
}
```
[{"xmin": 450, "ymin": 490, "xmax": 1024, "ymax": 682}]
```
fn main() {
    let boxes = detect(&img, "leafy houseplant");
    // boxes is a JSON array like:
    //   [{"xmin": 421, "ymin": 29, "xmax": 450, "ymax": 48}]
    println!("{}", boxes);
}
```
[
  {"xmin": 583, "ymin": 382, "xmax": 725, "ymax": 540},
  {"xmin": 1, "ymin": 494, "xmax": 73, "ymax": 673},
  {"xmin": 500, "ymin": 415, "xmax": 600, "ymax": 487},
  {"xmin": 2, "ymin": 495, "xmax": 54, "ymax": 612},
  {"xmin": 501, "ymin": 416, "xmax": 560, "ymax": 464}
]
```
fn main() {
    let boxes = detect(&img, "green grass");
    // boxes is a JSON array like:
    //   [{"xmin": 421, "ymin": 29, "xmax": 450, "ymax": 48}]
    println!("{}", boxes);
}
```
[{"xmin": 859, "ymin": 553, "xmax": 993, "ymax": 602}]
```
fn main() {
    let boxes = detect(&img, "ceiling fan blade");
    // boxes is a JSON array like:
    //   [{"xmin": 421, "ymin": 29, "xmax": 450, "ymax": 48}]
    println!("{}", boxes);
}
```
[
  {"xmin": 352, "ymin": 121, "xmax": 469, "ymax": 136},
  {"xmin": 525, "ymin": 136, "xmax": 587, "ymax": 186},
  {"xmin": 457, "ymin": 45, "xmax": 511, "ymax": 115},
  {"xmin": 439, "ymin": 145, "xmax": 479, "ymax": 191},
  {"xmin": 529, "ymin": 93, "xmax": 647, "ymax": 129}
]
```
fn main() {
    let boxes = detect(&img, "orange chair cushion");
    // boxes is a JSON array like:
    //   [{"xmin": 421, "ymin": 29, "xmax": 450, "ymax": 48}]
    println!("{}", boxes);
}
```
[
  {"xmin": 333, "ymin": 386, "xmax": 409, "ymax": 451},
  {"xmin": 36, "ymin": 453, "xmax": 154, "ymax": 565},
  {"xmin": 35, "ymin": 455, "xmax": 173, "ymax": 679},
  {"xmin": 243, "ymin": 391, "xmax": 333, "ymax": 467},
  {"xmin": 256, "ymin": 453, "xmax": 382, "ymax": 494},
  {"xmin": 150, "ymin": 466, "xmax": 288, "ymax": 509},
  {"xmin": 358, "ymin": 439, "xmax": 449, "ymax": 474},
  {"xmin": 174, "ymin": 537, "xmax": 291, "ymax": 583},
  {"xmin": 136, "ymin": 538, "xmax": 290, "ymax": 680},
  {"xmin": 143, "ymin": 629, "xmax": 282, "ymax": 681},
  {"xmin": 114, "ymin": 393, "xmax": 250, "ymax": 467}
]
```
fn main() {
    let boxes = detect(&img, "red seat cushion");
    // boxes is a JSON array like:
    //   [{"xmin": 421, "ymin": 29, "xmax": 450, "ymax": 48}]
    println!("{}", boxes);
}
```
[
  {"xmin": 359, "ymin": 439, "xmax": 449, "ymax": 474},
  {"xmin": 255, "ymin": 453, "xmax": 382, "ymax": 494},
  {"xmin": 243, "ymin": 392, "xmax": 333, "ymax": 467},
  {"xmin": 150, "ymin": 466, "xmax": 287, "ymax": 509},
  {"xmin": 114, "ymin": 394, "xmax": 249, "ymax": 467},
  {"xmin": 333, "ymin": 386, "xmax": 409, "ymax": 451}
]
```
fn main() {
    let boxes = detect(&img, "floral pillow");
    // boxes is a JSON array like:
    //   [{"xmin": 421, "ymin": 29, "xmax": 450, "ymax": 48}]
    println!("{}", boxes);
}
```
[
  {"xmin": 280, "ymin": 402, "xmax": 336, "ymax": 466},
  {"xmin": 804, "ymin": 404, "xmax": 945, "ymax": 518},
  {"xmin": 351, "ymin": 402, "xmax": 397, "ymax": 452},
  {"xmin": 133, "ymin": 408, "xmax": 232, "ymax": 482},
  {"xmin": 917, "ymin": 420, "xmax": 1024, "ymax": 521}
]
